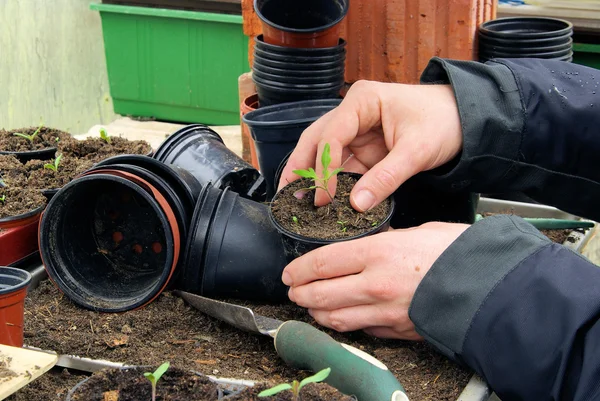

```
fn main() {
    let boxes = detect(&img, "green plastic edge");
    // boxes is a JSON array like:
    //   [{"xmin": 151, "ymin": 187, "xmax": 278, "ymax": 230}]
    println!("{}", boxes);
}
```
[
  {"xmin": 574, "ymin": 43, "xmax": 600, "ymax": 54},
  {"xmin": 89, "ymin": 3, "xmax": 243, "ymax": 24}
]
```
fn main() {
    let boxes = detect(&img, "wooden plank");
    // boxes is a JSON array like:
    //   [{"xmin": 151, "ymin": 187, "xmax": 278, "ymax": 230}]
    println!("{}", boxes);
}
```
[{"xmin": 0, "ymin": 344, "xmax": 57, "ymax": 399}]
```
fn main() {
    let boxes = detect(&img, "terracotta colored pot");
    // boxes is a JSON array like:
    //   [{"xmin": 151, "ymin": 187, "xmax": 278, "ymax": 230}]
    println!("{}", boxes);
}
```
[
  {"xmin": 0, "ymin": 267, "xmax": 32, "ymax": 347},
  {"xmin": 240, "ymin": 94, "xmax": 260, "ymax": 170},
  {"xmin": 0, "ymin": 220, "xmax": 40, "ymax": 266},
  {"xmin": 0, "ymin": 206, "xmax": 44, "ymax": 230},
  {"xmin": 254, "ymin": 0, "xmax": 348, "ymax": 48}
]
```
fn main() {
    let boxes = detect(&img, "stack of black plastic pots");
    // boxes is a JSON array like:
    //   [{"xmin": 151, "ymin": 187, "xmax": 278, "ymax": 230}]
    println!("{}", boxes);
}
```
[
  {"xmin": 479, "ymin": 17, "xmax": 574, "ymax": 63},
  {"xmin": 252, "ymin": 35, "xmax": 347, "ymax": 107},
  {"xmin": 39, "ymin": 126, "xmax": 288, "ymax": 313}
]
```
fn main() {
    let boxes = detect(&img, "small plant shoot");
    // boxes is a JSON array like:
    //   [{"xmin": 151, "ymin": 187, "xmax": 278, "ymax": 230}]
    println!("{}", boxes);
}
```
[
  {"xmin": 44, "ymin": 154, "xmax": 62, "ymax": 172},
  {"xmin": 13, "ymin": 125, "xmax": 43, "ymax": 144},
  {"xmin": 292, "ymin": 143, "xmax": 343, "ymax": 203},
  {"xmin": 292, "ymin": 216, "xmax": 299, "ymax": 225},
  {"xmin": 144, "ymin": 361, "xmax": 170, "ymax": 401},
  {"xmin": 0, "ymin": 195, "xmax": 5, "ymax": 203},
  {"xmin": 258, "ymin": 367, "xmax": 331, "ymax": 401},
  {"xmin": 99, "ymin": 127, "xmax": 111, "ymax": 144}
]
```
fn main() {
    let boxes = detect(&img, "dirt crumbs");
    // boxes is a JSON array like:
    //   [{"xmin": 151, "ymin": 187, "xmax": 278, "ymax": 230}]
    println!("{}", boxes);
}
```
[
  {"xmin": 272, "ymin": 174, "xmax": 391, "ymax": 239},
  {"xmin": 232, "ymin": 383, "xmax": 355, "ymax": 401},
  {"xmin": 0, "ymin": 187, "xmax": 46, "ymax": 218},
  {"xmin": 59, "ymin": 136, "xmax": 152, "ymax": 163},
  {"xmin": 6, "ymin": 368, "xmax": 87, "ymax": 401},
  {"xmin": 0, "ymin": 354, "xmax": 18, "ymax": 383},
  {"xmin": 24, "ymin": 281, "xmax": 471, "ymax": 401},
  {"xmin": 0, "ymin": 127, "xmax": 73, "ymax": 152}
]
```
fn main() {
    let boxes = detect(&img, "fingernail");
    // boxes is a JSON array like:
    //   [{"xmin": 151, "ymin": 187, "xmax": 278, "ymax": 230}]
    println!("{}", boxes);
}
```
[
  {"xmin": 353, "ymin": 189, "xmax": 376, "ymax": 211},
  {"xmin": 288, "ymin": 288, "xmax": 295, "ymax": 302},
  {"xmin": 282, "ymin": 271, "xmax": 292, "ymax": 286},
  {"xmin": 307, "ymin": 308, "xmax": 314, "ymax": 317}
]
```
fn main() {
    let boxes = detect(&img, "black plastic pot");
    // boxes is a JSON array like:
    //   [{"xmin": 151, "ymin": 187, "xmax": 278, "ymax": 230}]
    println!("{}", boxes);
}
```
[
  {"xmin": 242, "ymin": 99, "xmax": 342, "ymax": 198},
  {"xmin": 154, "ymin": 125, "xmax": 266, "ymax": 202},
  {"xmin": 478, "ymin": 36, "xmax": 573, "ymax": 53},
  {"xmin": 254, "ymin": 79, "xmax": 343, "ymax": 107},
  {"xmin": 40, "ymin": 171, "xmax": 182, "ymax": 312},
  {"xmin": 480, "ymin": 48, "xmax": 572, "ymax": 59},
  {"xmin": 255, "ymin": 47, "xmax": 345, "ymax": 63},
  {"xmin": 255, "ymin": 35, "xmax": 347, "ymax": 56},
  {"xmin": 270, "ymin": 172, "xmax": 395, "ymax": 261},
  {"xmin": 478, "ymin": 31, "xmax": 572, "ymax": 48},
  {"xmin": 180, "ymin": 183, "xmax": 288, "ymax": 301},
  {"xmin": 254, "ymin": 75, "xmax": 344, "ymax": 90},
  {"xmin": 253, "ymin": 69, "xmax": 343, "ymax": 85},
  {"xmin": 254, "ymin": 53, "xmax": 344, "ymax": 71},
  {"xmin": 253, "ymin": 61, "xmax": 345, "ymax": 78},
  {"xmin": 0, "ymin": 147, "xmax": 57, "ymax": 164},
  {"xmin": 479, "ymin": 17, "xmax": 573, "ymax": 39}
]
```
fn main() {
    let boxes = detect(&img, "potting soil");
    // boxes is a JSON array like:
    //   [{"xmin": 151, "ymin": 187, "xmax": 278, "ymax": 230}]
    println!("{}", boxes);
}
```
[{"xmin": 0, "ymin": 127, "xmax": 73, "ymax": 152}]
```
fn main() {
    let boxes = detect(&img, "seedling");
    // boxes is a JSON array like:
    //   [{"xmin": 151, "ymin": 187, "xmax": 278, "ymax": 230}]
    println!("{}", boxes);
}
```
[
  {"xmin": 292, "ymin": 216, "xmax": 299, "ymax": 225},
  {"xmin": 99, "ymin": 127, "xmax": 111, "ymax": 144},
  {"xmin": 144, "ymin": 361, "xmax": 170, "ymax": 401},
  {"xmin": 0, "ymin": 195, "xmax": 5, "ymax": 203},
  {"xmin": 337, "ymin": 220, "xmax": 348, "ymax": 232},
  {"xmin": 44, "ymin": 154, "xmax": 62, "ymax": 172},
  {"xmin": 13, "ymin": 125, "xmax": 43, "ymax": 144},
  {"xmin": 371, "ymin": 220, "xmax": 379, "ymax": 227},
  {"xmin": 292, "ymin": 143, "xmax": 343, "ymax": 203},
  {"xmin": 258, "ymin": 367, "xmax": 331, "ymax": 401}
]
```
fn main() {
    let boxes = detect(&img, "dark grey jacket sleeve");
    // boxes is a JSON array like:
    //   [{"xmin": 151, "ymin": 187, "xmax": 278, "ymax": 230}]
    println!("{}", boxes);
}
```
[{"xmin": 408, "ymin": 59, "xmax": 600, "ymax": 400}]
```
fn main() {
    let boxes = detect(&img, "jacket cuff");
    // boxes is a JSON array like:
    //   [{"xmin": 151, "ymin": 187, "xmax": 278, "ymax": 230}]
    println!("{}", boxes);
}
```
[
  {"xmin": 419, "ymin": 58, "xmax": 525, "ymax": 190},
  {"xmin": 408, "ymin": 215, "xmax": 550, "ymax": 361}
]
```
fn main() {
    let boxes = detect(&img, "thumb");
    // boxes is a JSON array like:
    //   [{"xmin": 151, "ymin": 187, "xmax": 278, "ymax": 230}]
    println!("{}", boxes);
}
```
[{"xmin": 350, "ymin": 146, "xmax": 419, "ymax": 212}]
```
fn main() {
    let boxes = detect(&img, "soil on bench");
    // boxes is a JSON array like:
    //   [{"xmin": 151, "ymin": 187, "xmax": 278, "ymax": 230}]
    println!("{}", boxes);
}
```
[
  {"xmin": 0, "ymin": 127, "xmax": 73, "ymax": 152},
  {"xmin": 20, "ymin": 280, "xmax": 472, "ymax": 401},
  {"xmin": 59, "ymin": 136, "xmax": 152, "ymax": 163}
]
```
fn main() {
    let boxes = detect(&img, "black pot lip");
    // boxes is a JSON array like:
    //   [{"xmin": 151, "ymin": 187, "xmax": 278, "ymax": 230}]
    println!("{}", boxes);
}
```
[
  {"xmin": 255, "ymin": 80, "xmax": 344, "ymax": 95},
  {"xmin": 0, "ymin": 266, "xmax": 32, "ymax": 295},
  {"xmin": 154, "ymin": 124, "xmax": 222, "ymax": 161},
  {"xmin": 269, "ymin": 172, "xmax": 396, "ymax": 244},
  {"xmin": 253, "ymin": 62, "xmax": 345, "ymax": 77},
  {"xmin": 254, "ymin": 47, "xmax": 346, "ymax": 63},
  {"xmin": 253, "ymin": 74, "xmax": 344, "ymax": 90},
  {"xmin": 243, "ymin": 99, "xmax": 342, "ymax": 128},
  {"xmin": 253, "ymin": 69, "xmax": 343, "ymax": 83},
  {"xmin": 478, "ymin": 31, "xmax": 572, "ymax": 47},
  {"xmin": 254, "ymin": 0, "xmax": 349, "ymax": 34},
  {"xmin": 255, "ymin": 34, "xmax": 347, "ymax": 53},
  {"xmin": 479, "ymin": 37, "xmax": 573, "ymax": 53},
  {"xmin": 0, "ymin": 205, "xmax": 44, "ymax": 226},
  {"xmin": 479, "ymin": 17, "xmax": 573, "ymax": 39},
  {"xmin": 254, "ymin": 53, "xmax": 345, "ymax": 70},
  {"xmin": 40, "ymin": 173, "xmax": 177, "ymax": 312},
  {"xmin": 0, "ymin": 147, "xmax": 57, "ymax": 160},
  {"xmin": 480, "ymin": 49, "xmax": 573, "ymax": 59}
]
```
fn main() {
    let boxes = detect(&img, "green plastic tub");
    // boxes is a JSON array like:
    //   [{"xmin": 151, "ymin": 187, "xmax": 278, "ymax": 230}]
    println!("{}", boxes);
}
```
[
  {"xmin": 90, "ymin": 3, "xmax": 249, "ymax": 125},
  {"xmin": 573, "ymin": 43, "xmax": 600, "ymax": 70}
]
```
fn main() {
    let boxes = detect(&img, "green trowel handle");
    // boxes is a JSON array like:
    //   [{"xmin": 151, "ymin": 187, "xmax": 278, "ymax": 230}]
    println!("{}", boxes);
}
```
[{"xmin": 274, "ymin": 321, "xmax": 408, "ymax": 401}]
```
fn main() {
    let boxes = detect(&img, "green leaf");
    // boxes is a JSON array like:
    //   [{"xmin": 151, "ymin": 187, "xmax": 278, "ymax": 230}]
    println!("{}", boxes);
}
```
[
  {"xmin": 143, "ymin": 372, "xmax": 156, "ymax": 385},
  {"xmin": 55, "ymin": 154, "xmax": 63, "ymax": 168},
  {"xmin": 321, "ymin": 143, "xmax": 331, "ymax": 172},
  {"xmin": 13, "ymin": 133, "xmax": 32, "ymax": 141},
  {"xmin": 258, "ymin": 383, "xmax": 293, "ymax": 397},
  {"xmin": 153, "ymin": 362, "xmax": 170, "ymax": 382},
  {"xmin": 43, "ymin": 163, "xmax": 56, "ymax": 171},
  {"xmin": 293, "ymin": 169, "xmax": 317, "ymax": 179},
  {"xmin": 329, "ymin": 167, "xmax": 344, "ymax": 177},
  {"xmin": 298, "ymin": 368, "xmax": 331, "ymax": 391}
]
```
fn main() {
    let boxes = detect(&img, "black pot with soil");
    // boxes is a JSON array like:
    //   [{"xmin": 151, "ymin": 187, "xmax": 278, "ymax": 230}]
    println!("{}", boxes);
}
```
[
  {"xmin": 270, "ymin": 172, "xmax": 395, "ymax": 261},
  {"xmin": 0, "ymin": 186, "xmax": 46, "ymax": 229},
  {"xmin": 180, "ymin": 183, "xmax": 288, "ymax": 301},
  {"xmin": 154, "ymin": 125, "xmax": 267, "ymax": 202},
  {"xmin": 0, "ymin": 126, "xmax": 70, "ymax": 163}
]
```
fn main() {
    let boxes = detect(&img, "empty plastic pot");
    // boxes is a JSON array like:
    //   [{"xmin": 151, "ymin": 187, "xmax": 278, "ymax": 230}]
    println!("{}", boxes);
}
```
[
  {"xmin": 254, "ymin": 0, "xmax": 349, "ymax": 48},
  {"xmin": 0, "ymin": 267, "xmax": 32, "ymax": 346},
  {"xmin": 240, "ymin": 94, "xmax": 260, "ymax": 169},
  {"xmin": 479, "ymin": 17, "xmax": 573, "ymax": 39},
  {"xmin": 154, "ymin": 125, "xmax": 266, "ymax": 202},
  {"xmin": 254, "ymin": 47, "xmax": 345, "ymax": 64},
  {"xmin": 254, "ymin": 79, "xmax": 343, "ymax": 107},
  {"xmin": 243, "ymin": 99, "xmax": 342, "ymax": 198},
  {"xmin": 40, "ymin": 171, "xmax": 181, "ymax": 312},
  {"xmin": 253, "ymin": 62, "xmax": 345, "ymax": 79},
  {"xmin": 254, "ymin": 35, "xmax": 346, "ymax": 56},
  {"xmin": 253, "ymin": 53, "xmax": 345, "ymax": 71},
  {"xmin": 180, "ymin": 184, "xmax": 288, "ymax": 301}
]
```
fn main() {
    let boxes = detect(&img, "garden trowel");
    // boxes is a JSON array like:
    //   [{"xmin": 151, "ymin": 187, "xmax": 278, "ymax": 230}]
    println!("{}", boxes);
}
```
[{"xmin": 175, "ymin": 291, "xmax": 408, "ymax": 401}]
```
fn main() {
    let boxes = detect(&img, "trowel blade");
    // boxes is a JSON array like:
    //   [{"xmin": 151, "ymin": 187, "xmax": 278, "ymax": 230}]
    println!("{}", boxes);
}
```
[{"xmin": 175, "ymin": 291, "xmax": 281, "ymax": 338}]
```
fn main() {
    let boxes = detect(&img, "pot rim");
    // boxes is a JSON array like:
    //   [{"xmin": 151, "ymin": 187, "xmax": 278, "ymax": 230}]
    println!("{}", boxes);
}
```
[
  {"xmin": 243, "ymin": 99, "xmax": 342, "ymax": 128},
  {"xmin": 0, "ymin": 266, "xmax": 32, "ymax": 295},
  {"xmin": 0, "ymin": 205, "xmax": 44, "ymax": 230},
  {"xmin": 254, "ymin": 53, "xmax": 345, "ymax": 70},
  {"xmin": 269, "ymin": 172, "xmax": 396, "ymax": 244},
  {"xmin": 255, "ymin": 34, "xmax": 347, "ymax": 53},
  {"xmin": 0, "ymin": 147, "xmax": 57, "ymax": 157},
  {"xmin": 479, "ymin": 17, "xmax": 573, "ymax": 39},
  {"xmin": 254, "ymin": 0, "xmax": 349, "ymax": 34}
]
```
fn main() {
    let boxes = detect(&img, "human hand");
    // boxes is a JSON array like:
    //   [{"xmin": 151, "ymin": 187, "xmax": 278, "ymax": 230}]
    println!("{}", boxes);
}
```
[
  {"xmin": 278, "ymin": 81, "xmax": 462, "ymax": 210},
  {"xmin": 281, "ymin": 222, "xmax": 469, "ymax": 340}
]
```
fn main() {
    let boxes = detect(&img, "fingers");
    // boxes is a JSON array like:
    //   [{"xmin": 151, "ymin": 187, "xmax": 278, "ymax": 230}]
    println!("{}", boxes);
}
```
[
  {"xmin": 288, "ymin": 274, "xmax": 373, "ymax": 310},
  {"xmin": 363, "ymin": 326, "xmax": 423, "ymax": 341},
  {"xmin": 282, "ymin": 239, "xmax": 369, "ymax": 287},
  {"xmin": 308, "ymin": 305, "xmax": 411, "ymax": 334}
]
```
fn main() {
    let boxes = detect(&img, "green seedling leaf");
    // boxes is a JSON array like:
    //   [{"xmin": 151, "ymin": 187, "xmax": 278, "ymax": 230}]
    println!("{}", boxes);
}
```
[
  {"xmin": 44, "ymin": 154, "xmax": 62, "ymax": 172},
  {"xmin": 0, "ymin": 195, "xmax": 5, "ymax": 203},
  {"xmin": 13, "ymin": 133, "xmax": 32, "ymax": 141},
  {"xmin": 144, "ymin": 362, "xmax": 170, "ymax": 401},
  {"xmin": 321, "ymin": 143, "xmax": 332, "ymax": 172},
  {"xmin": 298, "ymin": 368, "xmax": 331, "ymax": 391},
  {"xmin": 293, "ymin": 169, "xmax": 318, "ymax": 179},
  {"xmin": 258, "ymin": 383, "xmax": 293, "ymax": 397},
  {"xmin": 292, "ymin": 216, "xmax": 299, "ymax": 225},
  {"xmin": 99, "ymin": 127, "xmax": 111, "ymax": 144}
]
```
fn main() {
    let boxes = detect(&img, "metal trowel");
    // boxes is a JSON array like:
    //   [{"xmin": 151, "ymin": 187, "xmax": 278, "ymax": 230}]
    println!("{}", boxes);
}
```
[{"xmin": 175, "ymin": 291, "xmax": 408, "ymax": 401}]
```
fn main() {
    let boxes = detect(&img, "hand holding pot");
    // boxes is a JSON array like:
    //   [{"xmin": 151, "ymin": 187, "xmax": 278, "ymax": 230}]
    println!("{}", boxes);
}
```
[
  {"xmin": 281, "ymin": 222, "xmax": 469, "ymax": 340},
  {"xmin": 278, "ymin": 81, "xmax": 463, "ymax": 211}
]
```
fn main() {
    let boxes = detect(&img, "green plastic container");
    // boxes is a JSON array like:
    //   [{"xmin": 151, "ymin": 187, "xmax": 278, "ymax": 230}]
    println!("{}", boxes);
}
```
[
  {"xmin": 573, "ymin": 43, "xmax": 600, "ymax": 70},
  {"xmin": 90, "ymin": 4, "xmax": 250, "ymax": 125}
]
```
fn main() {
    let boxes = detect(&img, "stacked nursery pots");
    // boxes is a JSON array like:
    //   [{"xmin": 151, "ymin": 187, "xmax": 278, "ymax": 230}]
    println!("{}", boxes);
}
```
[{"xmin": 479, "ymin": 17, "xmax": 574, "ymax": 63}]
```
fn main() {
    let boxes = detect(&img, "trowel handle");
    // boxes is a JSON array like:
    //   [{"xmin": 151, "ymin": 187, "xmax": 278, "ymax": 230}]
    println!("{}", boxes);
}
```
[{"xmin": 274, "ymin": 321, "xmax": 408, "ymax": 401}]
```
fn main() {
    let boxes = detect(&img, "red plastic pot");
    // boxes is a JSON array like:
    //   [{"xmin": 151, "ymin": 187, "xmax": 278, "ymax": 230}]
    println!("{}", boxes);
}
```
[
  {"xmin": 241, "ymin": 94, "xmax": 260, "ymax": 170},
  {"xmin": 254, "ymin": 0, "xmax": 348, "ymax": 48},
  {"xmin": 0, "ymin": 267, "xmax": 32, "ymax": 346},
  {"xmin": 0, "ymin": 206, "xmax": 44, "ymax": 230},
  {"xmin": 0, "ymin": 220, "xmax": 40, "ymax": 266}
]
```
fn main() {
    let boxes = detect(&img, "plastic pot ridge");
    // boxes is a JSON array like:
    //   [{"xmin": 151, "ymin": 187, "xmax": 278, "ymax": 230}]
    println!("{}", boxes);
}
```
[{"xmin": 0, "ymin": 267, "xmax": 32, "ymax": 346}]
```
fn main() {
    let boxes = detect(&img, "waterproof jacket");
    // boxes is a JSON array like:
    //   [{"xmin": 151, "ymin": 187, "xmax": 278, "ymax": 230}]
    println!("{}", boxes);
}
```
[{"xmin": 408, "ymin": 58, "xmax": 600, "ymax": 401}]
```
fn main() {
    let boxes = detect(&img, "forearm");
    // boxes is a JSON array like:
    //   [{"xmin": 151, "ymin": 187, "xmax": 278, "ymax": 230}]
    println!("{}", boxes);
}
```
[
  {"xmin": 409, "ymin": 215, "xmax": 600, "ymax": 400},
  {"xmin": 421, "ymin": 58, "xmax": 600, "ymax": 221}
]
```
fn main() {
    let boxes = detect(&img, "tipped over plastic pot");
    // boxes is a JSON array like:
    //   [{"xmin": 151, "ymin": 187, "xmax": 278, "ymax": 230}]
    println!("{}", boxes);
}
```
[
  {"xmin": 39, "ymin": 170, "xmax": 181, "ymax": 312},
  {"xmin": 0, "ymin": 267, "xmax": 32, "ymax": 346},
  {"xmin": 254, "ymin": 0, "xmax": 349, "ymax": 48},
  {"xmin": 179, "ymin": 183, "xmax": 288, "ymax": 301},
  {"xmin": 243, "ymin": 99, "xmax": 342, "ymax": 198},
  {"xmin": 154, "ymin": 125, "xmax": 266, "ymax": 202}
]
